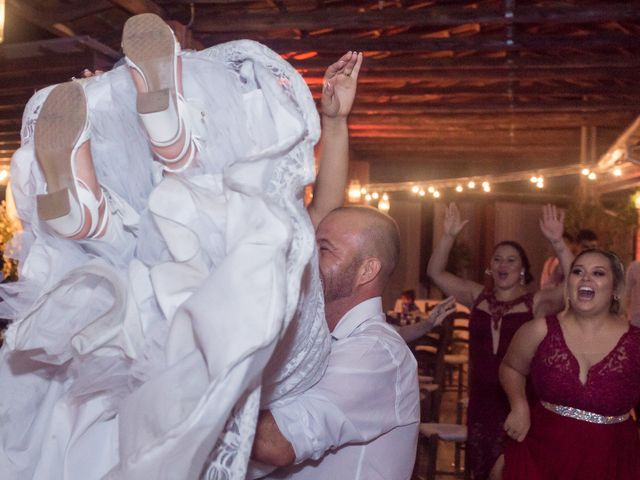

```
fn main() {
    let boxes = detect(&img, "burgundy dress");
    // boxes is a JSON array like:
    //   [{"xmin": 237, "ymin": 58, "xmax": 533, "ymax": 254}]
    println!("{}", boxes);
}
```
[
  {"xmin": 504, "ymin": 315, "xmax": 640, "ymax": 480},
  {"xmin": 467, "ymin": 291, "xmax": 534, "ymax": 480}
]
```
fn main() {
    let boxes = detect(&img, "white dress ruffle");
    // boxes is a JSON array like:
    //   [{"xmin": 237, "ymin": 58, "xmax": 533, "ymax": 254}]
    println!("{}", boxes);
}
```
[{"xmin": 0, "ymin": 40, "xmax": 330, "ymax": 480}]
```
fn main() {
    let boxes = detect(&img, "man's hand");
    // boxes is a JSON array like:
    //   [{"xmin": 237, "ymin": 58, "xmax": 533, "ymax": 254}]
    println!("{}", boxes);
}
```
[{"xmin": 321, "ymin": 51, "xmax": 363, "ymax": 119}]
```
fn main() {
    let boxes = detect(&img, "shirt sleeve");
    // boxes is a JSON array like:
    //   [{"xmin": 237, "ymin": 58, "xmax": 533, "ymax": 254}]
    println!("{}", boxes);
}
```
[{"xmin": 270, "ymin": 327, "xmax": 418, "ymax": 463}]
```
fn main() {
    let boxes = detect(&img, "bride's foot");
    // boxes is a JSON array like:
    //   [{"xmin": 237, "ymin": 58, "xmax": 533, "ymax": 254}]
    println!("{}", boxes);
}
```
[
  {"xmin": 34, "ymin": 82, "xmax": 109, "ymax": 239},
  {"xmin": 122, "ymin": 13, "xmax": 195, "ymax": 173}
]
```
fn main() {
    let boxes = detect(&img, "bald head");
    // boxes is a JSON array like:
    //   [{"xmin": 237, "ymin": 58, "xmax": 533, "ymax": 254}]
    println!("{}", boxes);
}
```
[{"xmin": 325, "ymin": 206, "xmax": 400, "ymax": 283}]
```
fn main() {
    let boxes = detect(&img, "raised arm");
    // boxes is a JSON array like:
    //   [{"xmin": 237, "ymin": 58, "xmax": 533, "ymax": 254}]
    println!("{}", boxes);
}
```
[
  {"xmin": 427, "ymin": 203, "xmax": 483, "ymax": 308},
  {"xmin": 307, "ymin": 51, "xmax": 363, "ymax": 229},
  {"xmin": 499, "ymin": 317, "xmax": 547, "ymax": 442},
  {"xmin": 394, "ymin": 296, "xmax": 456, "ymax": 343},
  {"xmin": 535, "ymin": 204, "xmax": 573, "ymax": 315}
]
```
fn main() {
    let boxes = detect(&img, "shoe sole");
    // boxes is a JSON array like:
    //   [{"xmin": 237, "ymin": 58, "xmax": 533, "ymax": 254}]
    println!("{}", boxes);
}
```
[
  {"xmin": 34, "ymin": 82, "xmax": 86, "ymax": 221},
  {"xmin": 122, "ymin": 13, "xmax": 176, "ymax": 115}
]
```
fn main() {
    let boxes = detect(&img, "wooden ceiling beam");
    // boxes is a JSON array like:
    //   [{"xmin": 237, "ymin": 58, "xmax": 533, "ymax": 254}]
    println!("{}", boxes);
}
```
[
  {"xmin": 243, "ymin": 33, "xmax": 640, "ymax": 54},
  {"xmin": 107, "ymin": 0, "xmax": 166, "ymax": 17},
  {"xmin": 193, "ymin": 3, "xmax": 640, "ymax": 33},
  {"xmin": 310, "ymin": 84, "xmax": 640, "ymax": 96},
  {"xmin": 7, "ymin": 0, "xmax": 113, "ymax": 25},
  {"xmin": 289, "ymin": 55, "xmax": 640, "ymax": 71},
  {"xmin": 348, "ymin": 112, "xmax": 635, "ymax": 127},
  {"xmin": 350, "ymin": 101, "xmax": 640, "ymax": 114},
  {"xmin": 300, "ymin": 67, "xmax": 640, "ymax": 83}
]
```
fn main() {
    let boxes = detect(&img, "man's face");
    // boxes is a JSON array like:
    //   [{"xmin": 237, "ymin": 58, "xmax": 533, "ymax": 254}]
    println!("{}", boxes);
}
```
[{"xmin": 316, "ymin": 212, "xmax": 362, "ymax": 304}]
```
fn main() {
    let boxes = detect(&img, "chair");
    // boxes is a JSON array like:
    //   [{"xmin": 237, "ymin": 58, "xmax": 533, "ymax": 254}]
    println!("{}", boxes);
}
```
[
  {"xmin": 413, "ymin": 314, "xmax": 469, "ymax": 480},
  {"xmin": 445, "ymin": 312, "xmax": 470, "ymax": 402}
]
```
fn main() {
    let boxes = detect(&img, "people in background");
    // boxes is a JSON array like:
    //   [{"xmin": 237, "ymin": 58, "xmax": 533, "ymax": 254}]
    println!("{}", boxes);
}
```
[
  {"xmin": 576, "ymin": 228, "xmax": 599, "ymax": 251},
  {"xmin": 397, "ymin": 288, "xmax": 421, "ymax": 314},
  {"xmin": 625, "ymin": 259, "xmax": 640, "ymax": 327},
  {"xmin": 540, "ymin": 232, "xmax": 579, "ymax": 289},
  {"xmin": 501, "ymin": 248, "xmax": 640, "ymax": 479},
  {"xmin": 427, "ymin": 203, "xmax": 573, "ymax": 480}
]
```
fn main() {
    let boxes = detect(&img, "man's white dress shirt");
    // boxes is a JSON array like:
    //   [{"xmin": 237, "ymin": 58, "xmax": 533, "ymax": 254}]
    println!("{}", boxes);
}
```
[{"xmin": 266, "ymin": 297, "xmax": 420, "ymax": 480}]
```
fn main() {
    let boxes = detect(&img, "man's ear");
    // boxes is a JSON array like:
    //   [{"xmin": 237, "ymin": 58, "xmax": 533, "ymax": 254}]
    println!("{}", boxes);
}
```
[{"xmin": 357, "ymin": 257, "xmax": 382, "ymax": 286}]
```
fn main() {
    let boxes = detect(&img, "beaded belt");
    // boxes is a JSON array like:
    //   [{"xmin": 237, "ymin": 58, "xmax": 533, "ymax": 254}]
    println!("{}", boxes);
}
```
[{"xmin": 541, "ymin": 401, "xmax": 629, "ymax": 425}]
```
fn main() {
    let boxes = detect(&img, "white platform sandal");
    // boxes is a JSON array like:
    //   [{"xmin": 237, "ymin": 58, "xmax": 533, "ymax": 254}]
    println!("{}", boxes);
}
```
[
  {"xmin": 122, "ymin": 13, "xmax": 195, "ymax": 173},
  {"xmin": 34, "ymin": 82, "xmax": 109, "ymax": 239}
]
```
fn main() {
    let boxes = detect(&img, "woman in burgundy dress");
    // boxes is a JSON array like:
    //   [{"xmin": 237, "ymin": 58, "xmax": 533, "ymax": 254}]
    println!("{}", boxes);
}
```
[
  {"xmin": 501, "ymin": 249, "xmax": 640, "ymax": 479},
  {"xmin": 427, "ymin": 203, "xmax": 573, "ymax": 480}
]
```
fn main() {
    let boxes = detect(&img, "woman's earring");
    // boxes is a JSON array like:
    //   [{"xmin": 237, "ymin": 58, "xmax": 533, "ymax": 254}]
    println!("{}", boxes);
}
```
[
  {"xmin": 485, "ymin": 268, "xmax": 492, "ymax": 276},
  {"xmin": 519, "ymin": 270, "xmax": 526, "ymax": 285}
]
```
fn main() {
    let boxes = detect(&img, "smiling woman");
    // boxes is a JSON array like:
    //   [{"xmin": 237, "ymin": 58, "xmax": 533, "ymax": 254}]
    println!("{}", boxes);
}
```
[
  {"xmin": 427, "ymin": 203, "xmax": 574, "ymax": 480},
  {"xmin": 501, "ymin": 248, "xmax": 640, "ymax": 480}
]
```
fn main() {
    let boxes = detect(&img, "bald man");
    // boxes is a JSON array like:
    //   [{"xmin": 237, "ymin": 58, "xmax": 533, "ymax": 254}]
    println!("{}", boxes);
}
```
[{"xmin": 252, "ymin": 206, "xmax": 420, "ymax": 480}]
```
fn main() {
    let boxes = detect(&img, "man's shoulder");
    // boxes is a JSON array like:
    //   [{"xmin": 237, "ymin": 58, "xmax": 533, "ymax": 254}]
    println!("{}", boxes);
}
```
[{"xmin": 333, "ymin": 320, "xmax": 415, "ymax": 369}]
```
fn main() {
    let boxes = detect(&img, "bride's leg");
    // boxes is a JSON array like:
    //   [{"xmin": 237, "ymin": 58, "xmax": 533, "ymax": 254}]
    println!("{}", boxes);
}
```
[
  {"xmin": 122, "ymin": 13, "xmax": 195, "ymax": 173},
  {"xmin": 35, "ymin": 81, "xmax": 109, "ymax": 240}
]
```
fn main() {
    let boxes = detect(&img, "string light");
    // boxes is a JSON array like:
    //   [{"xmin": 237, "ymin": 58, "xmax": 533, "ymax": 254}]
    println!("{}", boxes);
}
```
[
  {"xmin": 365, "ymin": 193, "xmax": 372, "ymax": 202},
  {"xmin": 360, "ymin": 187, "xmax": 367, "ymax": 195},
  {"xmin": 347, "ymin": 180, "xmax": 362, "ymax": 203},
  {"xmin": 356, "ymin": 161, "xmax": 627, "ymax": 200},
  {"xmin": 378, "ymin": 193, "xmax": 390, "ymax": 212}
]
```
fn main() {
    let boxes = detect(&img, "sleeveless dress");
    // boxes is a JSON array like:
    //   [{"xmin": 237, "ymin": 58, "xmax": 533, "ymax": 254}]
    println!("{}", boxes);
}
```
[
  {"xmin": 0, "ymin": 40, "xmax": 330, "ymax": 480},
  {"xmin": 467, "ymin": 291, "xmax": 534, "ymax": 480},
  {"xmin": 504, "ymin": 315, "xmax": 640, "ymax": 480}
]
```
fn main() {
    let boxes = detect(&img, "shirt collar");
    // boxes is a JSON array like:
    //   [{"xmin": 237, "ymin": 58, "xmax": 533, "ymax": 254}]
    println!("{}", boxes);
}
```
[{"xmin": 331, "ymin": 297, "xmax": 384, "ymax": 341}]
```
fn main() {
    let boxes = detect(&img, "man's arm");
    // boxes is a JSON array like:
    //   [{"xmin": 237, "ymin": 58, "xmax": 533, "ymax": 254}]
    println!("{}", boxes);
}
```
[
  {"xmin": 252, "ymin": 410, "xmax": 295, "ymax": 467},
  {"xmin": 252, "ymin": 331, "xmax": 416, "ymax": 466},
  {"xmin": 307, "ymin": 52, "xmax": 363, "ymax": 229}
]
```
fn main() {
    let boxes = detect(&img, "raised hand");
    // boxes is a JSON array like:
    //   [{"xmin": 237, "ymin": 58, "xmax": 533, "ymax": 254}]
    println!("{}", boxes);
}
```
[
  {"xmin": 443, "ymin": 203, "xmax": 469, "ymax": 238},
  {"xmin": 321, "ymin": 51, "xmax": 363, "ymax": 119},
  {"xmin": 427, "ymin": 296, "xmax": 457, "ymax": 329},
  {"xmin": 539, "ymin": 204, "xmax": 565, "ymax": 243}
]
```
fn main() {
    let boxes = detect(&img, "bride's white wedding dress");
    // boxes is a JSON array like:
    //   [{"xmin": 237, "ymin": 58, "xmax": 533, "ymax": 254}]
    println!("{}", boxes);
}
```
[{"xmin": 0, "ymin": 40, "xmax": 330, "ymax": 480}]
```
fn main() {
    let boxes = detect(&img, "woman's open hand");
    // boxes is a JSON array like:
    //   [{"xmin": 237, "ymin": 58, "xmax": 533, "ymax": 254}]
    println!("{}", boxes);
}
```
[{"xmin": 443, "ymin": 203, "xmax": 469, "ymax": 238}]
